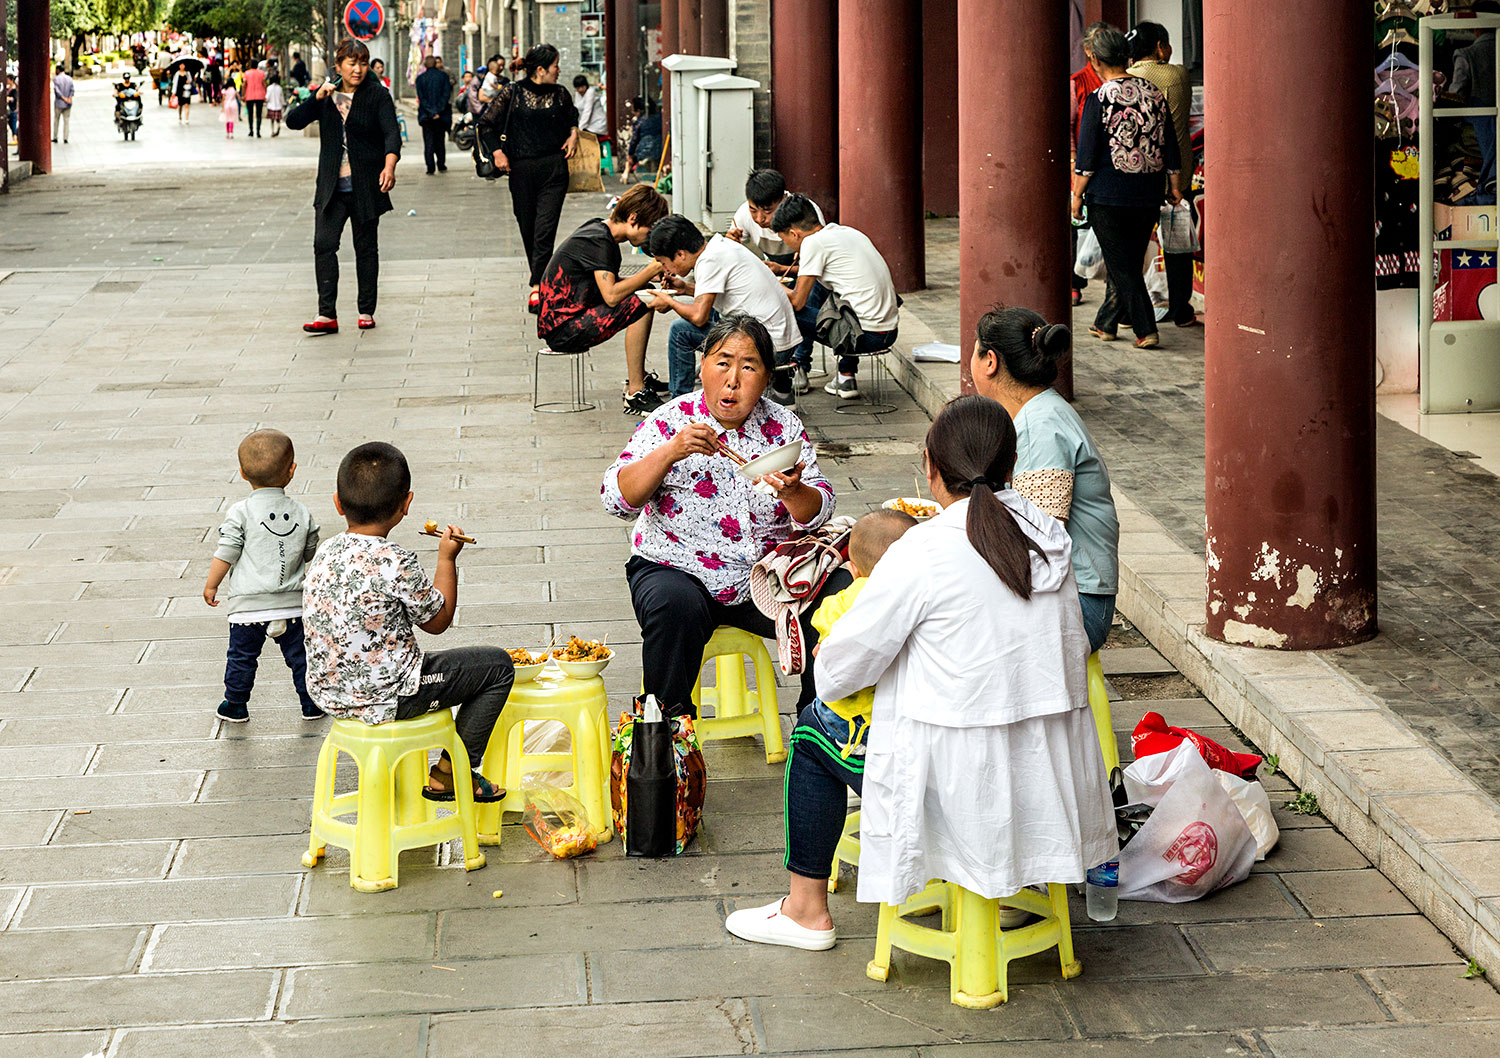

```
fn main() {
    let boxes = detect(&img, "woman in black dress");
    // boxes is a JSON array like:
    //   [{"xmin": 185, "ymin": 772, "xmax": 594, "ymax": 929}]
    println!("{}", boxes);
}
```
[
  {"xmin": 285, "ymin": 38, "xmax": 402, "ymax": 334},
  {"xmin": 478, "ymin": 43, "xmax": 579, "ymax": 313}
]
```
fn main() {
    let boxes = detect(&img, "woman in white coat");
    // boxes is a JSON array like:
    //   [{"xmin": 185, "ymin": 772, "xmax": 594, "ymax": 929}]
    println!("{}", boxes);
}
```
[{"xmin": 727, "ymin": 395, "xmax": 1118, "ymax": 950}]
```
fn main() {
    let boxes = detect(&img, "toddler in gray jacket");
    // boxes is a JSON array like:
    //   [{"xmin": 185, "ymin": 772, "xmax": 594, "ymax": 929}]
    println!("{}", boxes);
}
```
[{"xmin": 204, "ymin": 429, "xmax": 323, "ymax": 723}]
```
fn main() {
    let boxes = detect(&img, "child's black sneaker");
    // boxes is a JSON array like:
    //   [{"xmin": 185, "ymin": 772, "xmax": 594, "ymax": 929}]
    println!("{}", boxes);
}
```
[
  {"xmin": 217, "ymin": 700, "xmax": 250, "ymax": 723},
  {"xmin": 301, "ymin": 700, "xmax": 326, "ymax": 721}
]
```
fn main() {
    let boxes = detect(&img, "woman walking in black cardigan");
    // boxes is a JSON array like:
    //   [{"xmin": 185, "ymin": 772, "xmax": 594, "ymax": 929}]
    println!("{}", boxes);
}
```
[
  {"xmin": 286, "ymin": 38, "xmax": 402, "ymax": 334},
  {"xmin": 477, "ymin": 43, "xmax": 579, "ymax": 314}
]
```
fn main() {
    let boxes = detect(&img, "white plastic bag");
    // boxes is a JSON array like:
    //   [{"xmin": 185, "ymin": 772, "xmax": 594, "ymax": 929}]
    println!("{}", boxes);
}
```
[
  {"xmin": 1118, "ymin": 742, "xmax": 1258, "ymax": 902},
  {"xmin": 522, "ymin": 719, "xmax": 573, "ymax": 788},
  {"xmin": 1215, "ymin": 770, "xmax": 1280, "ymax": 861},
  {"xmin": 1074, "ymin": 226, "xmax": 1105, "ymax": 279},
  {"xmin": 1158, "ymin": 200, "xmax": 1199, "ymax": 254}
]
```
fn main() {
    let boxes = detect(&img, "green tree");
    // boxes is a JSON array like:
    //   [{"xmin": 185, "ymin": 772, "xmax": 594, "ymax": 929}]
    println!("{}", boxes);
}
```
[
  {"xmin": 102, "ymin": 0, "xmax": 170, "ymax": 34},
  {"xmin": 262, "ymin": 0, "xmax": 315, "ymax": 51},
  {"xmin": 166, "ymin": 0, "xmax": 221, "ymax": 39},
  {"xmin": 52, "ymin": 0, "xmax": 107, "ymax": 70}
]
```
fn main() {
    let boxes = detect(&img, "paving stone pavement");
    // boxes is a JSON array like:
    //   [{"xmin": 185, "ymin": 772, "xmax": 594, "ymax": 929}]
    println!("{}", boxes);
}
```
[{"xmin": 0, "ymin": 164, "xmax": 1497, "ymax": 1057}]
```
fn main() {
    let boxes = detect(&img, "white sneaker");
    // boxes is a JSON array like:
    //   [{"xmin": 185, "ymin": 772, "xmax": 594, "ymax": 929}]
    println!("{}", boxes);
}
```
[
  {"xmin": 823, "ymin": 375, "xmax": 860, "ymax": 400},
  {"xmin": 793, "ymin": 366, "xmax": 810, "ymax": 394},
  {"xmin": 725, "ymin": 899, "xmax": 836, "ymax": 951}
]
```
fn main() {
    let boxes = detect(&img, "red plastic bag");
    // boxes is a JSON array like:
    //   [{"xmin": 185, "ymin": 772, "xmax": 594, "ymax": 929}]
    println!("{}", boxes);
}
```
[{"xmin": 1131, "ymin": 712, "xmax": 1262, "ymax": 780}]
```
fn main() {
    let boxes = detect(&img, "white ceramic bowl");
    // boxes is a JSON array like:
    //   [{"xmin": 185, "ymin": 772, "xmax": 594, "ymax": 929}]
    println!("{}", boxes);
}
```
[
  {"xmin": 735, "ymin": 440, "xmax": 803, "ymax": 483},
  {"xmin": 552, "ymin": 649, "xmax": 614, "ymax": 680},
  {"xmin": 882, "ymin": 496, "xmax": 939, "ymax": 520},
  {"xmin": 509, "ymin": 650, "xmax": 550, "ymax": 682}
]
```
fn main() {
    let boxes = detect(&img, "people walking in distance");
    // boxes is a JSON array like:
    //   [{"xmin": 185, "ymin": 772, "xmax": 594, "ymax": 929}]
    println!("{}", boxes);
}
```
[
  {"xmin": 476, "ymin": 43, "xmax": 580, "ymax": 314},
  {"xmin": 265, "ymin": 74, "xmax": 285, "ymax": 137},
  {"xmin": 1073, "ymin": 24, "xmax": 1182, "ymax": 349},
  {"xmin": 242, "ymin": 61, "xmax": 267, "ymax": 137},
  {"xmin": 286, "ymin": 37, "xmax": 402, "ymax": 334},
  {"xmin": 222, "ymin": 82, "xmax": 238, "ymax": 138},
  {"xmin": 415, "ymin": 56, "xmax": 454, "ymax": 174},
  {"xmin": 1127, "ymin": 20, "xmax": 1197, "ymax": 329}
]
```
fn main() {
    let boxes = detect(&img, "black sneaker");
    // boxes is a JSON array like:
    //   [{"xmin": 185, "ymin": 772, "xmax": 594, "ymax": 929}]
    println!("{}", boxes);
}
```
[
  {"xmin": 302, "ymin": 701, "xmax": 326, "ymax": 721},
  {"xmin": 217, "ymin": 700, "xmax": 249, "ymax": 723},
  {"xmin": 623, "ymin": 387, "xmax": 666, "ymax": 417},
  {"xmin": 642, "ymin": 372, "xmax": 670, "ymax": 397}
]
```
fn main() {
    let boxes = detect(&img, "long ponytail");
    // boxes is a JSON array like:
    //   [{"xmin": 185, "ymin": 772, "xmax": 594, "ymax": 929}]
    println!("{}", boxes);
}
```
[{"xmin": 925, "ymin": 395, "xmax": 1042, "ymax": 599}]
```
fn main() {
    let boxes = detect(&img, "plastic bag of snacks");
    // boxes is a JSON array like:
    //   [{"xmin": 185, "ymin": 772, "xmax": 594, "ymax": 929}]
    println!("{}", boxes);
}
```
[{"xmin": 521, "ymin": 781, "xmax": 600, "ymax": 860}]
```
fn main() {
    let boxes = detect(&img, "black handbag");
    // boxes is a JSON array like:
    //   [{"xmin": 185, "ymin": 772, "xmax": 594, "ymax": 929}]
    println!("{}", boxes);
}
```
[{"xmin": 624, "ymin": 705, "xmax": 679, "ymax": 858}]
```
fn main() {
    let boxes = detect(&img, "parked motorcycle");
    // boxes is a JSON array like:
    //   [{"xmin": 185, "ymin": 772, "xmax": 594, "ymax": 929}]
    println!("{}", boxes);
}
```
[
  {"xmin": 452, "ymin": 111, "xmax": 476, "ymax": 151},
  {"xmin": 115, "ymin": 78, "xmax": 144, "ymax": 140}
]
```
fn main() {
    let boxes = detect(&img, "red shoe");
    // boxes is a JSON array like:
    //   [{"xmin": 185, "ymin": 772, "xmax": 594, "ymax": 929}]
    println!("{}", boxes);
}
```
[
  {"xmin": 358, "ymin": 317, "xmax": 376, "ymax": 330},
  {"xmin": 303, "ymin": 319, "xmax": 338, "ymax": 334}
]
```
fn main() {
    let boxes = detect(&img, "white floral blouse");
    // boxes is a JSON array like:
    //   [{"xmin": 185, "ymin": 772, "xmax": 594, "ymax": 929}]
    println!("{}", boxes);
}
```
[
  {"xmin": 602, "ymin": 392, "xmax": 836, "ymax": 604},
  {"xmin": 302, "ymin": 532, "xmax": 446, "ymax": 723}
]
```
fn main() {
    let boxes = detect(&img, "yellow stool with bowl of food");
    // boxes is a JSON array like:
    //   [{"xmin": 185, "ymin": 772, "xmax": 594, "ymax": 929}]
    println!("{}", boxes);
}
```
[{"xmin": 477, "ymin": 638, "xmax": 615, "ymax": 845}]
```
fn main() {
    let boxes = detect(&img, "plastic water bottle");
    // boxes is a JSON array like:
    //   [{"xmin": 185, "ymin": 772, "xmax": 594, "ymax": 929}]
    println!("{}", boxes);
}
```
[{"xmin": 1086, "ymin": 860, "xmax": 1118, "ymax": 922}]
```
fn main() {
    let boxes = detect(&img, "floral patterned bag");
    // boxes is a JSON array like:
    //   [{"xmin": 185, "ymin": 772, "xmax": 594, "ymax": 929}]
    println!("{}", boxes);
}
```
[{"xmin": 610, "ymin": 697, "xmax": 706, "ymax": 856}]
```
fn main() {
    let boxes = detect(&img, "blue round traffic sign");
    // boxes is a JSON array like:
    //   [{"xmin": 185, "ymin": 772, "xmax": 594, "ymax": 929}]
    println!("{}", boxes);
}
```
[{"xmin": 344, "ymin": 0, "xmax": 384, "ymax": 41}]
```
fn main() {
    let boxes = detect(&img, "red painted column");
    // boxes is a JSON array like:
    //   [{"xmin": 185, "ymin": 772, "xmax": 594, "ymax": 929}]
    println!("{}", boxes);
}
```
[
  {"xmin": 838, "ymin": 0, "xmax": 923, "ymax": 291},
  {"xmin": 1204, "ymin": 2, "xmax": 1376, "ymax": 648},
  {"xmin": 678, "ymin": 0, "xmax": 702, "ymax": 57},
  {"xmin": 701, "ymin": 0, "xmax": 728, "ymax": 58},
  {"xmin": 660, "ymin": 0, "xmax": 677, "ymax": 120},
  {"xmin": 610, "ymin": 0, "xmax": 640, "ymax": 135},
  {"xmin": 771, "ymin": 0, "xmax": 838, "ymax": 218},
  {"xmin": 957, "ymin": 0, "xmax": 1070, "ymax": 396},
  {"xmin": 17, "ymin": 0, "xmax": 52, "ymax": 175},
  {"xmin": 922, "ymin": 0, "xmax": 958, "ymax": 218},
  {"xmin": 605, "ymin": 0, "xmax": 618, "ymax": 143},
  {"xmin": 1083, "ymin": 0, "xmax": 1128, "ymax": 28}
]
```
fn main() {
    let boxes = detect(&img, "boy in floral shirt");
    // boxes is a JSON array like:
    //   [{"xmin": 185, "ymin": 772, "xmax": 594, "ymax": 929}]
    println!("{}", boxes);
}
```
[{"xmin": 302, "ymin": 442, "xmax": 510, "ymax": 802}]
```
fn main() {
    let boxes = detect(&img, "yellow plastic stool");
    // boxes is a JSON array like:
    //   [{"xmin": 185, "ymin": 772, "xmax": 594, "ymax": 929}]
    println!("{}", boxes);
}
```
[
  {"xmin": 1087, "ymin": 652, "xmax": 1121, "ymax": 775},
  {"xmin": 476, "ymin": 673, "xmax": 613, "ymax": 845},
  {"xmin": 867, "ymin": 881, "xmax": 1082, "ymax": 1008},
  {"xmin": 692, "ymin": 627, "xmax": 786, "ymax": 764},
  {"xmin": 302, "ymin": 711, "xmax": 485, "ymax": 893},
  {"xmin": 828, "ymin": 809, "xmax": 861, "ymax": 892}
]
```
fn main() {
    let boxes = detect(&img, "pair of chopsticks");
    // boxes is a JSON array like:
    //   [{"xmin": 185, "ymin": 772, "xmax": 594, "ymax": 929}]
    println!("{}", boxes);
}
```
[{"xmin": 717, "ymin": 437, "xmax": 750, "ymax": 468}]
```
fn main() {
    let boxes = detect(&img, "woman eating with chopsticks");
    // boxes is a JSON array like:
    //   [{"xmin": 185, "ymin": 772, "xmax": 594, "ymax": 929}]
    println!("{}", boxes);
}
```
[{"xmin": 602, "ymin": 312, "xmax": 849, "ymax": 719}]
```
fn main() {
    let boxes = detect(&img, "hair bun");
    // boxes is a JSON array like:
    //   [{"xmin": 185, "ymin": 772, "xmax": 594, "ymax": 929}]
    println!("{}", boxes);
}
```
[{"xmin": 1033, "ymin": 323, "xmax": 1072, "ymax": 362}]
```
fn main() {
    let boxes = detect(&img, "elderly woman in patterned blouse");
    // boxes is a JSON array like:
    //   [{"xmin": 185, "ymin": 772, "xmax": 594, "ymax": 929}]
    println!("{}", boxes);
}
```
[{"xmin": 602, "ymin": 312, "xmax": 849, "ymax": 717}]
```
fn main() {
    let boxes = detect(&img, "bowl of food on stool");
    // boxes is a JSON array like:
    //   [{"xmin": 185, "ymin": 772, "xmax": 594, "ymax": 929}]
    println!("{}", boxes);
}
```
[
  {"xmin": 551, "ymin": 636, "xmax": 614, "ymax": 679},
  {"xmin": 507, "ymin": 648, "xmax": 550, "ymax": 682}
]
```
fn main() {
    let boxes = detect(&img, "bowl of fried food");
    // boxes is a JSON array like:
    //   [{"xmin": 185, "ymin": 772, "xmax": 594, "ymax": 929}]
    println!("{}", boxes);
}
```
[
  {"xmin": 883, "ymin": 497, "xmax": 938, "ymax": 520},
  {"xmin": 550, "ymin": 636, "xmax": 614, "ymax": 679},
  {"xmin": 507, "ymin": 647, "xmax": 550, "ymax": 682}
]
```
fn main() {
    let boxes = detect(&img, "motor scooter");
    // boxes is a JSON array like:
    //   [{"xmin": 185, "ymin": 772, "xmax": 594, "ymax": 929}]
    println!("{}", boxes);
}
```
[{"xmin": 115, "ymin": 81, "xmax": 144, "ymax": 140}]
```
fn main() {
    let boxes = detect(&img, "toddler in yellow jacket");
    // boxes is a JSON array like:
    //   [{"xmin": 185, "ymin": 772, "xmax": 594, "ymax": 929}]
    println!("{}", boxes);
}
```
[{"xmin": 810, "ymin": 508, "xmax": 918, "ymax": 757}]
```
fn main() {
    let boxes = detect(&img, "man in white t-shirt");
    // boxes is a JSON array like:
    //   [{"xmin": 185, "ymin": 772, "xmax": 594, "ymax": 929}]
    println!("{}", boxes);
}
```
[
  {"xmin": 726, "ymin": 169, "xmax": 829, "ymax": 394},
  {"xmin": 645, "ymin": 214, "xmax": 803, "ymax": 403},
  {"xmin": 773, "ymin": 194, "xmax": 900, "ymax": 401},
  {"xmin": 727, "ymin": 168, "xmax": 826, "ymax": 271}
]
